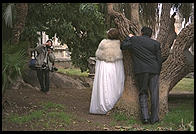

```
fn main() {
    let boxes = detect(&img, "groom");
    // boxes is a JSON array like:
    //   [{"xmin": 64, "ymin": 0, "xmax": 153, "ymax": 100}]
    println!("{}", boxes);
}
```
[{"xmin": 120, "ymin": 27, "xmax": 162, "ymax": 124}]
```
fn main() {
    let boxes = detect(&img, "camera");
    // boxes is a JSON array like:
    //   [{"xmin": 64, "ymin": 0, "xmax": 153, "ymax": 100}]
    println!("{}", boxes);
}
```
[
  {"xmin": 46, "ymin": 45, "xmax": 54, "ymax": 51},
  {"xmin": 51, "ymin": 66, "xmax": 58, "ymax": 72},
  {"xmin": 42, "ymin": 62, "xmax": 48, "ymax": 69}
]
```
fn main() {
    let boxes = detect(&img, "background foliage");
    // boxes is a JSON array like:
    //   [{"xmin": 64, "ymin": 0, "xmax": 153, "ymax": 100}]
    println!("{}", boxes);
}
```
[
  {"xmin": 20, "ymin": 3, "xmax": 106, "ymax": 72},
  {"xmin": 2, "ymin": 41, "xmax": 29, "ymax": 95}
]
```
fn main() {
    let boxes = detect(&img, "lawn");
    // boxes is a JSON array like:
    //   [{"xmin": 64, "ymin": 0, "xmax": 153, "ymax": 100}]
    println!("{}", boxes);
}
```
[
  {"xmin": 111, "ymin": 96, "xmax": 194, "ymax": 131},
  {"xmin": 5, "ymin": 102, "xmax": 73, "ymax": 131},
  {"xmin": 172, "ymin": 78, "xmax": 194, "ymax": 92},
  {"xmin": 4, "ymin": 69, "xmax": 193, "ymax": 131},
  {"xmin": 57, "ymin": 68, "xmax": 89, "ymax": 77},
  {"xmin": 110, "ymin": 77, "xmax": 194, "ymax": 131}
]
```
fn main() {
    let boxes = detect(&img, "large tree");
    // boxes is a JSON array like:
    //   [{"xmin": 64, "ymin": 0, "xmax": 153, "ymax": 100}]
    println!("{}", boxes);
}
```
[
  {"xmin": 2, "ymin": 3, "xmax": 106, "ymax": 97},
  {"xmin": 20, "ymin": 3, "xmax": 106, "ymax": 72},
  {"xmin": 3, "ymin": 3, "xmax": 28, "ymax": 44},
  {"xmin": 12, "ymin": 3, "xmax": 28, "ymax": 44},
  {"xmin": 107, "ymin": 3, "xmax": 194, "ymax": 118}
]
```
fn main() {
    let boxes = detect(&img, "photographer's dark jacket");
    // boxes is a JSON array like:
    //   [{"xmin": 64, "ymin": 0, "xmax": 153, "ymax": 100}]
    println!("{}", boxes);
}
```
[
  {"xmin": 120, "ymin": 35, "xmax": 162, "ymax": 74},
  {"xmin": 34, "ymin": 44, "xmax": 55, "ymax": 71}
]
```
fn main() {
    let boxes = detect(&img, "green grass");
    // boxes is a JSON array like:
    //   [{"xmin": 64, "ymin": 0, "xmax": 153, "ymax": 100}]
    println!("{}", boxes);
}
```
[
  {"xmin": 7, "ymin": 101, "xmax": 73, "ymax": 129},
  {"xmin": 112, "ymin": 112, "xmax": 127, "ymax": 121},
  {"xmin": 57, "ymin": 128, "xmax": 66, "ymax": 131},
  {"xmin": 8, "ymin": 110, "xmax": 44, "ymax": 124},
  {"xmin": 127, "ymin": 116, "xmax": 138, "ymax": 125},
  {"xmin": 57, "ymin": 68, "xmax": 89, "ymax": 77},
  {"xmin": 111, "ymin": 77, "xmax": 194, "ymax": 131},
  {"xmin": 110, "ymin": 121, "xmax": 117, "ymax": 126},
  {"xmin": 41, "ymin": 101, "xmax": 65, "ymax": 110},
  {"xmin": 111, "ymin": 97, "xmax": 194, "ymax": 131},
  {"xmin": 172, "ymin": 78, "xmax": 194, "ymax": 92},
  {"xmin": 47, "ymin": 112, "xmax": 71, "ymax": 125},
  {"xmin": 163, "ymin": 104, "xmax": 194, "ymax": 129}
]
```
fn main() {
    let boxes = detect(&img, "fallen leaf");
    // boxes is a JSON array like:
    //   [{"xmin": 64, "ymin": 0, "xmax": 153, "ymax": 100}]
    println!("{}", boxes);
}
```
[
  {"xmin": 115, "ymin": 126, "xmax": 121, "ymax": 129},
  {"xmin": 87, "ymin": 120, "xmax": 91, "ymax": 123},
  {"xmin": 120, "ymin": 128, "xmax": 125, "ymax": 131},
  {"xmin": 123, "ymin": 126, "xmax": 132, "ymax": 130},
  {"xmin": 103, "ymin": 127, "xmax": 109, "ymax": 130},
  {"xmin": 59, "ymin": 124, "xmax": 63, "ymax": 127}
]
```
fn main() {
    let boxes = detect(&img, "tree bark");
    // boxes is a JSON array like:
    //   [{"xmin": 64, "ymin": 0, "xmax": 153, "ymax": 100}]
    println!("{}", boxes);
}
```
[
  {"xmin": 157, "ymin": 3, "xmax": 177, "ymax": 61},
  {"xmin": 139, "ymin": 3, "xmax": 158, "ymax": 38},
  {"xmin": 159, "ymin": 23, "xmax": 194, "ymax": 116},
  {"xmin": 107, "ymin": 3, "xmax": 140, "ymax": 117},
  {"xmin": 107, "ymin": 3, "xmax": 194, "ymax": 119},
  {"xmin": 12, "ymin": 3, "xmax": 28, "ymax": 44},
  {"xmin": 129, "ymin": 3, "xmax": 142, "ymax": 35},
  {"xmin": 156, "ymin": 3, "xmax": 194, "ymax": 116}
]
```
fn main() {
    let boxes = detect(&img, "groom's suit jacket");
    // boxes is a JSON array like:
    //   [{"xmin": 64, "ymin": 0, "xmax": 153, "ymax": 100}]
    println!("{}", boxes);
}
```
[{"xmin": 120, "ymin": 35, "xmax": 162, "ymax": 74}]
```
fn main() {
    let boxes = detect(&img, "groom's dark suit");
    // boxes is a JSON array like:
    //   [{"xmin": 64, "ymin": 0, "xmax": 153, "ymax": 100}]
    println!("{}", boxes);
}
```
[{"xmin": 120, "ymin": 35, "xmax": 162, "ymax": 124}]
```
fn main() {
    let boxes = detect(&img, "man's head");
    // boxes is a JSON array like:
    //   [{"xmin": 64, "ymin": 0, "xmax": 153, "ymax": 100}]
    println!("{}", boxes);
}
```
[
  {"xmin": 46, "ymin": 39, "xmax": 53, "ymax": 46},
  {"xmin": 107, "ymin": 28, "xmax": 119, "ymax": 40},
  {"xmin": 141, "ymin": 27, "xmax": 152, "ymax": 37}
]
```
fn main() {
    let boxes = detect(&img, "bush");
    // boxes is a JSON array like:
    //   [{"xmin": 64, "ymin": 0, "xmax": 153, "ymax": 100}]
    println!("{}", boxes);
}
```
[{"xmin": 2, "ymin": 41, "xmax": 29, "ymax": 95}]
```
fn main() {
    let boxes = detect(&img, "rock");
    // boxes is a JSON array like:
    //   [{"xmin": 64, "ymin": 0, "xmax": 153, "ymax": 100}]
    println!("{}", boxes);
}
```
[
  {"xmin": 22, "ymin": 68, "xmax": 39, "ymax": 88},
  {"xmin": 22, "ymin": 67, "xmax": 86, "ymax": 89},
  {"xmin": 77, "ymin": 77, "xmax": 94, "ymax": 88},
  {"xmin": 50, "ymin": 72, "xmax": 85, "ymax": 89}
]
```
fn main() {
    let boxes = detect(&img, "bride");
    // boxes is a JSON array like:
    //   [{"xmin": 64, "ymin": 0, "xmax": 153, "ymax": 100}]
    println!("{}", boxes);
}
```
[{"xmin": 89, "ymin": 28, "xmax": 125, "ymax": 114}]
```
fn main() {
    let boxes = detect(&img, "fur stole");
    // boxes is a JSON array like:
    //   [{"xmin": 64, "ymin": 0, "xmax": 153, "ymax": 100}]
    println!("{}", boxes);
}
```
[{"xmin": 95, "ymin": 39, "xmax": 123, "ymax": 62}]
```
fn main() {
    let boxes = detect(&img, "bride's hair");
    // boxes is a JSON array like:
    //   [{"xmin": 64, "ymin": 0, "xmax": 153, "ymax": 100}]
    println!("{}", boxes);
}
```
[{"xmin": 107, "ymin": 28, "xmax": 119, "ymax": 40}]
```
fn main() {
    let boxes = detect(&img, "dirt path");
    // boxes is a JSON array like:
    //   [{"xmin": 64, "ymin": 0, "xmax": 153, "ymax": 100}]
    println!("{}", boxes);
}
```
[
  {"xmin": 2, "ymin": 77, "xmax": 194, "ymax": 131},
  {"xmin": 2, "ymin": 84, "xmax": 124, "ymax": 131}
]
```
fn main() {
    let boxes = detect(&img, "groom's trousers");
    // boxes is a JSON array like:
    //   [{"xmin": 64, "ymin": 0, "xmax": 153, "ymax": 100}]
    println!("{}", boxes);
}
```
[{"xmin": 135, "ymin": 73, "xmax": 159, "ymax": 122}]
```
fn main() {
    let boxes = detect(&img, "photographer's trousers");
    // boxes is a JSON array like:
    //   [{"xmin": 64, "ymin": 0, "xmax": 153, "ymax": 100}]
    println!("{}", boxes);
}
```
[
  {"xmin": 135, "ymin": 73, "xmax": 159, "ymax": 122},
  {"xmin": 37, "ymin": 69, "xmax": 50, "ymax": 93}
]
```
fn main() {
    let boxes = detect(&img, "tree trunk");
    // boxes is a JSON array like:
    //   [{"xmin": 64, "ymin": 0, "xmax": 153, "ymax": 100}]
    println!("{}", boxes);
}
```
[
  {"xmin": 12, "ymin": 3, "xmax": 28, "ymax": 44},
  {"xmin": 107, "ymin": 3, "xmax": 140, "ymax": 117},
  {"xmin": 139, "ymin": 3, "xmax": 158, "ymax": 38},
  {"xmin": 124, "ymin": 3, "xmax": 131, "ymax": 20},
  {"xmin": 159, "ymin": 23, "xmax": 194, "ymax": 116},
  {"xmin": 157, "ymin": 3, "xmax": 177, "ymax": 62},
  {"xmin": 129, "ymin": 3, "xmax": 142, "ymax": 35},
  {"xmin": 107, "ymin": 3, "xmax": 194, "ymax": 119}
]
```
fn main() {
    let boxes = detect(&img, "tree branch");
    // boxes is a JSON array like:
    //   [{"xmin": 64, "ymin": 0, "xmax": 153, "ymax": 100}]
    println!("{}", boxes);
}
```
[
  {"xmin": 107, "ymin": 3, "xmax": 139, "ymax": 40},
  {"xmin": 160, "ymin": 23, "xmax": 194, "ymax": 91},
  {"xmin": 157, "ymin": 3, "xmax": 176, "ymax": 62}
]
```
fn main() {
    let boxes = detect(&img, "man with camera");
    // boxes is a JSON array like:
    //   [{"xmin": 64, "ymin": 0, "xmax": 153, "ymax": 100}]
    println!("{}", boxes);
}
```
[{"xmin": 34, "ymin": 40, "xmax": 56, "ymax": 95}]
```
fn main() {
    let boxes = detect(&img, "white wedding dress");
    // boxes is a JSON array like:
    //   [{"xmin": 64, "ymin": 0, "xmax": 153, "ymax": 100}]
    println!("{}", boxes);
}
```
[{"xmin": 89, "ymin": 59, "xmax": 125, "ymax": 114}]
